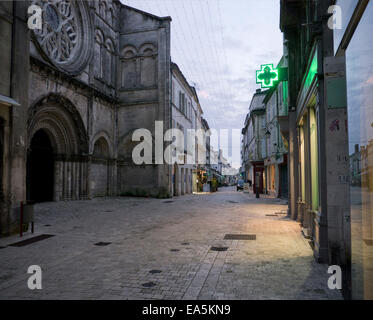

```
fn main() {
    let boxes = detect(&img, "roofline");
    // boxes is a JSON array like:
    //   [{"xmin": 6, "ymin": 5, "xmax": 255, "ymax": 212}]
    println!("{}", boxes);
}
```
[
  {"xmin": 191, "ymin": 86, "xmax": 200, "ymax": 104},
  {"xmin": 201, "ymin": 117, "xmax": 210, "ymax": 130},
  {"xmin": 248, "ymin": 89, "xmax": 268, "ymax": 111},
  {"xmin": 122, "ymin": 4, "xmax": 172, "ymax": 21},
  {"xmin": 263, "ymin": 86, "xmax": 277, "ymax": 104},
  {"xmin": 171, "ymin": 62, "xmax": 201, "ymax": 106}
]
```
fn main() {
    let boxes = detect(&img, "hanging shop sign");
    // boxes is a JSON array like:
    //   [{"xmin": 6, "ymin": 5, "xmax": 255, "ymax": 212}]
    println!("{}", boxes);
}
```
[{"xmin": 256, "ymin": 64, "xmax": 279, "ymax": 88}]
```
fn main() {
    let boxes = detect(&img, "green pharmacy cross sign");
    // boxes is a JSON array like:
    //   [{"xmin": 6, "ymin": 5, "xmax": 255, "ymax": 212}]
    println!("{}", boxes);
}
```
[{"xmin": 256, "ymin": 64, "xmax": 279, "ymax": 88}]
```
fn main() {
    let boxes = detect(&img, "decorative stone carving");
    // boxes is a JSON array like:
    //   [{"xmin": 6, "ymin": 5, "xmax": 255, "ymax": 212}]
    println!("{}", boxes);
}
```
[
  {"xmin": 32, "ymin": 0, "xmax": 93, "ymax": 75},
  {"xmin": 27, "ymin": 93, "xmax": 89, "ymax": 155},
  {"xmin": 120, "ymin": 43, "xmax": 157, "ymax": 89}
]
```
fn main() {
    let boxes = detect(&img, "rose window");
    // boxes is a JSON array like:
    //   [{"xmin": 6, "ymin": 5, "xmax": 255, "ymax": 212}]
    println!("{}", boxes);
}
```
[{"xmin": 32, "ymin": 0, "xmax": 92, "ymax": 75}]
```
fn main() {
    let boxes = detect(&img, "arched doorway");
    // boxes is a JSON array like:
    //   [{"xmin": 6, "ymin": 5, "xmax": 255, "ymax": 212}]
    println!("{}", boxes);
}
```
[
  {"xmin": 27, "ymin": 129, "xmax": 54, "ymax": 202},
  {"xmin": 27, "ymin": 94, "xmax": 89, "ymax": 201}
]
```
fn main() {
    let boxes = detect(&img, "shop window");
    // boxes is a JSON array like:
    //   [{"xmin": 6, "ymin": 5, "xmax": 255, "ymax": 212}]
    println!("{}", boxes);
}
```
[
  {"xmin": 300, "ymin": 125, "xmax": 306, "ymax": 202},
  {"xmin": 309, "ymin": 107, "xmax": 319, "ymax": 211},
  {"xmin": 0, "ymin": 118, "xmax": 4, "ymax": 200},
  {"xmin": 345, "ymin": 1, "xmax": 373, "ymax": 299}
]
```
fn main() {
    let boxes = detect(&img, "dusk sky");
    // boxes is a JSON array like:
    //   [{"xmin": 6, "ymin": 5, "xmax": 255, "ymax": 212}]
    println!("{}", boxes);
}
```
[{"xmin": 122, "ymin": 0, "xmax": 283, "ymax": 168}]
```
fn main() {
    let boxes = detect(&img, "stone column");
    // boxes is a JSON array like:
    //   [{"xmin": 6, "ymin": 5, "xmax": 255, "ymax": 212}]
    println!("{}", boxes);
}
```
[
  {"xmin": 79, "ymin": 160, "xmax": 84, "ymax": 199},
  {"xmin": 63, "ymin": 159, "xmax": 68, "ymax": 200},
  {"xmin": 87, "ymin": 156, "xmax": 92, "ymax": 199},
  {"xmin": 112, "ymin": 160, "xmax": 117, "ymax": 196},
  {"xmin": 68, "ymin": 160, "xmax": 72, "ymax": 200},
  {"xmin": 53, "ymin": 160, "xmax": 63, "ymax": 201},
  {"xmin": 106, "ymin": 159, "xmax": 110, "ymax": 196},
  {"xmin": 74, "ymin": 160, "xmax": 79, "ymax": 200}
]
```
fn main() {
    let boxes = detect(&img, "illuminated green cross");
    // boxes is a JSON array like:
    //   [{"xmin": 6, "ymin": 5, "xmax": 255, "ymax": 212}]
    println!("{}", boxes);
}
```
[{"xmin": 256, "ymin": 64, "xmax": 279, "ymax": 88}]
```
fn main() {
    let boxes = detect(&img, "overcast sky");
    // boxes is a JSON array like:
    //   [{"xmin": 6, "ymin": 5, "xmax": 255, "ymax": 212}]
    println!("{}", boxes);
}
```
[{"xmin": 122, "ymin": 0, "xmax": 283, "ymax": 168}]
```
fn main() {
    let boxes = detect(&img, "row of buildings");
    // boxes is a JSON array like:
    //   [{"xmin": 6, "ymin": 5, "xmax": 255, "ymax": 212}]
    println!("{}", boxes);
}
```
[
  {"xmin": 0, "ymin": 0, "xmax": 224, "ymax": 236},
  {"xmin": 241, "ymin": 76, "xmax": 289, "ymax": 199},
  {"xmin": 241, "ymin": 0, "xmax": 373, "ymax": 299},
  {"xmin": 170, "ymin": 62, "xmax": 230, "ymax": 195}
]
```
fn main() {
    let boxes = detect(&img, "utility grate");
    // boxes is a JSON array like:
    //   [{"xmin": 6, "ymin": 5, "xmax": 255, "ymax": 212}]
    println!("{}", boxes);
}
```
[
  {"xmin": 163, "ymin": 201, "xmax": 174, "ymax": 203},
  {"xmin": 266, "ymin": 214, "xmax": 278, "ymax": 217},
  {"xmin": 170, "ymin": 248, "xmax": 180, "ymax": 252},
  {"xmin": 210, "ymin": 246, "xmax": 229, "ymax": 252},
  {"xmin": 224, "ymin": 234, "xmax": 256, "ymax": 240},
  {"xmin": 181, "ymin": 242, "xmax": 190, "ymax": 245},
  {"xmin": 149, "ymin": 270, "xmax": 162, "ymax": 274},
  {"xmin": 364, "ymin": 239, "xmax": 373, "ymax": 246},
  {"xmin": 227, "ymin": 201, "xmax": 238, "ymax": 204},
  {"xmin": 94, "ymin": 242, "xmax": 111, "ymax": 246},
  {"xmin": 142, "ymin": 282, "xmax": 156, "ymax": 288},
  {"xmin": 8, "ymin": 234, "xmax": 55, "ymax": 247}
]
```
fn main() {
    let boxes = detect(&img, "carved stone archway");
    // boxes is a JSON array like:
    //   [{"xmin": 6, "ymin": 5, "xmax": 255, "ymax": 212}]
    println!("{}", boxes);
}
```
[{"xmin": 27, "ymin": 94, "xmax": 89, "ymax": 201}]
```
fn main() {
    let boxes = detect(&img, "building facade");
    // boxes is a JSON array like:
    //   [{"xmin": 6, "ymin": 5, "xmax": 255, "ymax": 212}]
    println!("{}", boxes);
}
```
[
  {"xmin": 170, "ymin": 62, "xmax": 199, "ymax": 196},
  {"xmin": 0, "ymin": 0, "xmax": 208, "ymax": 235},
  {"xmin": 241, "ymin": 89, "xmax": 267, "ymax": 194},
  {"xmin": 200, "ymin": 117, "xmax": 211, "ymax": 192},
  {"xmin": 262, "ymin": 68, "xmax": 289, "ymax": 199},
  {"xmin": 280, "ymin": 0, "xmax": 351, "ymax": 296},
  {"xmin": 0, "ymin": 0, "xmax": 28, "ymax": 236},
  {"xmin": 332, "ymin": 0, "xmax": 373, "ymax": 300}
]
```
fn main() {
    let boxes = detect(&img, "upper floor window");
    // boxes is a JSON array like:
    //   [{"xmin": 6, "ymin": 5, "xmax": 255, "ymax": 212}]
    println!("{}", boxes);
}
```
[
  {"xmin": 105, "ymin": 38, "xmax": 115, "ymax": 86},
  {"xmin": 95, "ymin": 29, "xmax": 104, "ymax": 79},
  {"xmin": 120, "ymin": 43, "xmax": 156, "ymax": 89},
  {"xmin": 179, "ymin": 92, "xmax": 186, "ymax": 113}
]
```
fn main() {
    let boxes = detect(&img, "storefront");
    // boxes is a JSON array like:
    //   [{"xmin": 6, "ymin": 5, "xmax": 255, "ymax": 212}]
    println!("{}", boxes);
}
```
[
  {"xmin": 295, "ymin": 43, "xmax": 321, "ymax": 240},
  {"xmin": 251, "ymin": 161, "xmax": 264, "ymax": 194},
  {"xmin": 192, "ymin": 168, "xmax": 212, "ymax": 193},
  {"xmin": 264, "ymin": 158, "xmax": 276, "ymax": 196},
  {"xmin": 334, "ymin": 0, "xmax": 373, "ymax": 299},
  {"xmin": 264, "ymin": 154, "xmax": 288, "ymax": 198},
  {"xmin": 278, "ymin": 154, "xmax": 288, "ymax": 199}
]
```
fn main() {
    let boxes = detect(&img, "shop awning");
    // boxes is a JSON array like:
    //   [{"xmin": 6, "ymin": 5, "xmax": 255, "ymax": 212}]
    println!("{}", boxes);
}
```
[{"xmin": 0, "ymin": 94, "xmax": 20, "ymax": 107}]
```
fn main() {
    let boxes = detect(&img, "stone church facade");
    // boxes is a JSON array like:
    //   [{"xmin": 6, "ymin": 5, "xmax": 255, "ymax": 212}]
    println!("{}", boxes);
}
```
[{"xmin": 0, "ymin": 0, "xmax": 173, "ymax": 235}]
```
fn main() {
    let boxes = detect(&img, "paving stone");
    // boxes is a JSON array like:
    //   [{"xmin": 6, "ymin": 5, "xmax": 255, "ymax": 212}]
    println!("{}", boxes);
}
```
[{"xmin": 0, "ymin": 187, "xmax": 342, "ymax": 300}]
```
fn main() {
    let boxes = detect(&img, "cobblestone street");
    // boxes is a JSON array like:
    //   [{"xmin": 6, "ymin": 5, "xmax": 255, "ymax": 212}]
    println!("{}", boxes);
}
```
[{"xmin": 0, "ymin": 187, "xmax": 342, "ymax": 300}]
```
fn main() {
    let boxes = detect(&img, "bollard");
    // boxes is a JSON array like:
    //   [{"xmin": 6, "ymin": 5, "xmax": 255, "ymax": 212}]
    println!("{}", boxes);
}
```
[
  {"xmin": 20, "ymin": 201, "xmax": 23, "ymax": 237},
  {"xmin": 27, "ymin": 201, "xmax": 35, "ymax": 234}
]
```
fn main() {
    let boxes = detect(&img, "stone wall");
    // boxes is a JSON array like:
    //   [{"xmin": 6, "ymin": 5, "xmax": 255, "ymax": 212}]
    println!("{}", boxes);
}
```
[
  {"xmin": 0, "ymin": 0, "xmax": 173, "ymax": 235},
  {"xmin": 117, "ymin": 5, "xmax": 172, "ymax": 198},
  {"xmin": 0, "ymin": 0, "xmax": 30, "ymax": 235}
]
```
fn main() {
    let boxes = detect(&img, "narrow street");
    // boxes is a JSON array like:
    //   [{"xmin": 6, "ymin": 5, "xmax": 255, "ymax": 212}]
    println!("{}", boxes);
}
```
[{"xmin": 0, "ymin": 188, "xmax": 341, "ymax": 300}]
